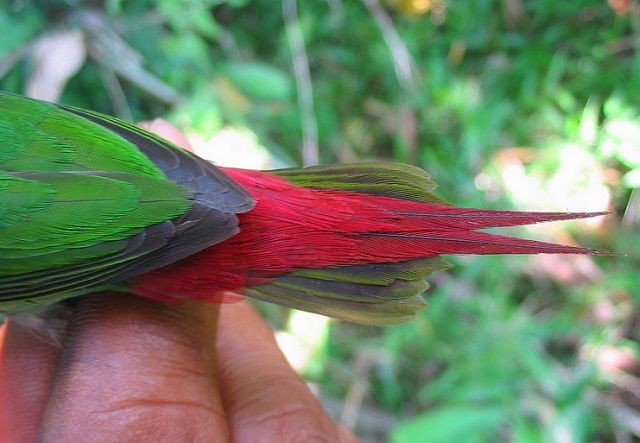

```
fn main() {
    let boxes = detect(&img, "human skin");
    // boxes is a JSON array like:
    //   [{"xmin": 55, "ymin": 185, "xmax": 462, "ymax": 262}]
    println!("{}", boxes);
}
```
[{"xmin": 0, "ymin": 120, "xmax": 359, "ymax": 443}]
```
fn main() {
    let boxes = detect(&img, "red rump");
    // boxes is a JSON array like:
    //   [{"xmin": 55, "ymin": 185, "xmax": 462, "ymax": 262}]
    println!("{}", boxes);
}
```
[{"xmin": 133, "ymin": 168, "xmax": 601, "ymax": 302}]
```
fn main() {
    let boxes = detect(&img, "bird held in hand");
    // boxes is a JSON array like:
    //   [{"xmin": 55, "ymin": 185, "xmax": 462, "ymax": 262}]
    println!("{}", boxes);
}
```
[{"xmin": 0, "ymin": 92, "xmax": 606, "ymax": 325}]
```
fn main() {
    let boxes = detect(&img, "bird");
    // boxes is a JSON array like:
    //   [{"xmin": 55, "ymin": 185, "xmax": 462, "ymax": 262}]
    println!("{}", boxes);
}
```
[{"xmin": 0, "ymin": 91, "xmax": 605, "ymax": 325}]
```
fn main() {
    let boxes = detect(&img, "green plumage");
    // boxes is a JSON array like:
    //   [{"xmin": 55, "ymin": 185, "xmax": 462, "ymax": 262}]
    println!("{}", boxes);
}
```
[
  {"xmin": 0, "ymin": 93, "xmax": 191, "ymax": 276},
  {"xmin": 0, "ymin": 93, "xmax": 165, "ymax": 177},
  {"xmin": 0, "ymin": 92, "xmax": 252, "ymax": 314},
  {"xmin": 0, "ymin": 173, "xmax": 190, "ymax": 268}
]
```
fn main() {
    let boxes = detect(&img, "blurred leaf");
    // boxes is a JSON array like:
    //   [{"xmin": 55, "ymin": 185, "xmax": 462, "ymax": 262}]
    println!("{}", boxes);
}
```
[
  {"xmin": 512, "ymin": 418, "xmax": 544, "ymax": 443},
  {"xmin": 0, "ymin": 7, "xmax": 43, "ymax": 56},
  {"xmin": 159, "ymin": 0, "xmax": 222, "ymax": 37},
  {"xmin": 169, "ymin": 86, "xmax": 222, "ymax": 136},
  {"xmin": 219, "ymin": 61, "xmax": 293, "ymax": 101},
  {"xmin": 550, "ymin": 402, "xmax": 595, "ymax": 443},
  {"xmin": 391, "ymin": 406, "xmax": 505, "ymax": 443}
]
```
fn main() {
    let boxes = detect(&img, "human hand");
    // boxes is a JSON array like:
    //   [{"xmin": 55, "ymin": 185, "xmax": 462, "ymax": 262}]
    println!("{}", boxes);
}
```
[{"xmin": 0, "ymin": 120, "xmax": 359, "ymax": 443}]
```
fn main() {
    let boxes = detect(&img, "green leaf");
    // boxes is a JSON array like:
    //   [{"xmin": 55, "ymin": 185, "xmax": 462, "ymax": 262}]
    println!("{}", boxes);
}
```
[
  {"xmin": 0, "ymin": 8, "xmax": 43, "ymax": 56},
  {"xmin": 391, "ymin": 406, "xmax": 505, "ymax": 443},
  {"xmin": 219, "ymin": 61, "xmax": 292, "ymax": 101},
  {"xmin": 511, "ymin": 418, "xmax": 544, "ymax": 443}
]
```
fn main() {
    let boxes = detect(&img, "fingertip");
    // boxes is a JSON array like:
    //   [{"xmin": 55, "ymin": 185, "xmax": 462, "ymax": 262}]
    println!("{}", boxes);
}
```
[
  {"xmin": 0, "ymin": 320, "xmax": 61, "ymax": 442},
  {"xmin": 39, "ymin": 294, "xmax": 229, "ymax": 441},
  {"xmin": 138, "ymin": 118, "xmax": 193, "ymax": 151},
  {"xmin": 216, "ymin": 302, "xmax": 348, "ymax": 443}
]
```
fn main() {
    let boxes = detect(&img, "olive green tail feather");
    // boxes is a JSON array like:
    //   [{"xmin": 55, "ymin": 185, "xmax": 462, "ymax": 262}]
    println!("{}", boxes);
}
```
[
  {"xmin": 247, "ymin": 257, "xmax": 451, "ymax": 325},
  {"xmin": 272, "ymin": 162, "xmax": 447, "ymax": 203}
]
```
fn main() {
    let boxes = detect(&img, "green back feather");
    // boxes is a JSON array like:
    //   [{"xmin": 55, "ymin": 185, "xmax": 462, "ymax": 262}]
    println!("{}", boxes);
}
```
[
  {"xmin": 0, "ymin": 171, "xmax": 190, "ymax": 270},
  {"xmin": 0, "ymin": 92, "xmax": 249, "ymax": 314},
  {"xmin": 0, "ymin": 93, "xmax": 191, "ymax": 277},
  {"xmin": 0, "ymin": 93, "xmax": 165, "ymax": 177}
]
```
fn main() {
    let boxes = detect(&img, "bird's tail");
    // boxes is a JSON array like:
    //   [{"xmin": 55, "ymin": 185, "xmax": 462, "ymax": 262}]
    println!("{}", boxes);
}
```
[{"xmin": 223, "ymin": 163, "xmax": 606, "ymax": 324}]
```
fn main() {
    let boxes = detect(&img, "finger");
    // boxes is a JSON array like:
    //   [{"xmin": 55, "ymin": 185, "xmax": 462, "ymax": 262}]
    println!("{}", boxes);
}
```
[
  {"xmin": 0, "ymin": 321, "xmax": 62, "ymax": 442},
  {"xmin": 215, "ymin": 301, "xmax": 358, "ymax": 443},
  {"xmin": 0, "ymin": 119, "xmax": 195, "ymax": 440},
  {"xmin": 139, "ymin": 117, "xmax": 355, "ymax": 440},
  {"xmin": 39, "ymin": 294, "xmax": 230, "ymax": 442},
  {"xmin": 139, "ymin": 119, "xmax": 193, "ymax": 152}
]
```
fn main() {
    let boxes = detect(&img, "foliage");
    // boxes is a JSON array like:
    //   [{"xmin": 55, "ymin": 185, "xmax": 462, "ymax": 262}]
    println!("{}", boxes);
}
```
[{"xmin": 1, "ymin": 0, "xmax": 638, "ymax": 441}]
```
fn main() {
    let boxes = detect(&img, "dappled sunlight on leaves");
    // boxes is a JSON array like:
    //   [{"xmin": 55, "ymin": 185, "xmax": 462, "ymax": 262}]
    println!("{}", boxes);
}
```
[
  {"xmin": 190, "ymin": 126, "xmax": 273, "ymax": 169},
  {"xmin": 494, "ymin": 145, "xmax": 610, "ymax": 217}
]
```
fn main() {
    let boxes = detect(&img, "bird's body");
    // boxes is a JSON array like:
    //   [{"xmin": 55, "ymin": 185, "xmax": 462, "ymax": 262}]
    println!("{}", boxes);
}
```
[{"xmin": 0, "ymin": 92, "xmax": 603, "ymax": 324}]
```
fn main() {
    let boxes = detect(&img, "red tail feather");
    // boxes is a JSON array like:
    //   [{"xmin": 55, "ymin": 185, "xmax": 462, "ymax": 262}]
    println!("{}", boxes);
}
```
[{"xmin": 133, "ymin": 168, "xmax": 604, "ymax": 301}]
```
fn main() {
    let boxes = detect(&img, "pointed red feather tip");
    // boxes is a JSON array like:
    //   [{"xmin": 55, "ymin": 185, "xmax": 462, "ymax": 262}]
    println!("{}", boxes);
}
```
[{"xmin": 132, "ymin": 169, "xmax": 608, "ymax": 301}]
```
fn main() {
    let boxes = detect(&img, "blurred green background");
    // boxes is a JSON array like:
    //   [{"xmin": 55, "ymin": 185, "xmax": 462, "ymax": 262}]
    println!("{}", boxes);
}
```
[{"xmin": 1, "ymin": 0, "xmax": 638, "ymax": 441}]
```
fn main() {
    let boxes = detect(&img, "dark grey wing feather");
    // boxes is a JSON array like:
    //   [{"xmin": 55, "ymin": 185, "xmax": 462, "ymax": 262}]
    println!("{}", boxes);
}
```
[
  {"xmin": 62, "ymin": 106, "xmax": 255, "ymax": 213},
  {"xmin": 1, "ymin": 97, "xmax": 255, "ymax": 311},
  {"xmin": 1, "ymin": 201, "xmax": 238, "ymax": 302}
]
